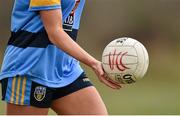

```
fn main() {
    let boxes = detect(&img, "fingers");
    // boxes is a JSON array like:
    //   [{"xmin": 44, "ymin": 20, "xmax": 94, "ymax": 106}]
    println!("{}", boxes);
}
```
[
  {"xmin": 106, "ymin": 76, "xmax": 122, "ymax": 86},
  {"xmin": 98, "ymin": 75, "xmax": 122, "ymax": 90}
]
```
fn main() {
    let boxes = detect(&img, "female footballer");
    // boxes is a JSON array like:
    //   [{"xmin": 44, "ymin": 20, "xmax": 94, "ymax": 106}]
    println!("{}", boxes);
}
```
[{"xmin": 0, "ymin": 0, "xmax": 121, "ymax": 115}]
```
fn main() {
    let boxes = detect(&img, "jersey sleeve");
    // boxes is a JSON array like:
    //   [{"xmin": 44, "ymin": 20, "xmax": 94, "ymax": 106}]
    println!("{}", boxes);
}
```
[{"xmin": 29, "ymin": 0, "xmax": 61, "ymax": 11}]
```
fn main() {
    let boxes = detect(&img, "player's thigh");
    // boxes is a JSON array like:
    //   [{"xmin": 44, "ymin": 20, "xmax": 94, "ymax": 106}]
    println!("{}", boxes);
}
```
[
  {"xmin": 6, "ymin": 103, "xmax": 49, "ymax": 115},
  {"xmin": 51, "ymin": 86, "xmax": 108, "ymax": 115}
]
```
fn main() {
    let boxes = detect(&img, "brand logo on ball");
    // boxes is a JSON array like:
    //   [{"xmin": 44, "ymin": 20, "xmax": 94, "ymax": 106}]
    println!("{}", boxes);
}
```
[
  {"xmin": 109, "ymin": 49, "xmax": 130, "ymax": 71},
  {"xmin": 34, "ymin": 86, "xmax": 46, "ymax": 101},
  {"xmin": 115, "ymin": 74, "xmax": 135, "ymax": 84},
  {"xmin": 116, "ymin": 38, "xmax": 127, "ymax": 43}
]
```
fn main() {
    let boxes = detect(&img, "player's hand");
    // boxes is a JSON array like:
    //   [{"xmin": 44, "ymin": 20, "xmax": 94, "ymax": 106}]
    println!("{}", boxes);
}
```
[{"xmin": 91, "ymin": 60, "xmax": 122, "ymax": 89}]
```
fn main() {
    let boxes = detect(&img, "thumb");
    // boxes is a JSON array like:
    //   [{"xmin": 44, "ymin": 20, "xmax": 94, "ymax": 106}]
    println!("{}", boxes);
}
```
[
  {"xmin": 99, "ymin": 69, "xmax": 104, "ymax": 77},
  {"xmin": 99, "ymin": 64, "xmax": 105, "ymax": 76}
]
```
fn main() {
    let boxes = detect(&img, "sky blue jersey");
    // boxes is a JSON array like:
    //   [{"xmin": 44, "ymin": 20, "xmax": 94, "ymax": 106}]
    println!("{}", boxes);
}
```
[{"xmin": 0, "ymin": 0, "xmax": 86, "ymax": 88}]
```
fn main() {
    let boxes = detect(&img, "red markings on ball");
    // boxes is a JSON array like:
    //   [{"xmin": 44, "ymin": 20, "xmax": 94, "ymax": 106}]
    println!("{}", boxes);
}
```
[{"xmin": 108, "ymin": 50, "xmax": 130, "ymax": 71}]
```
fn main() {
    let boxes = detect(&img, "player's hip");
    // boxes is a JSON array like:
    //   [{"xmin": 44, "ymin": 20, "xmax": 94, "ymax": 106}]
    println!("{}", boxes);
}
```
[{"xmin": 1, "ymin": 73, "xmax": 93, "ymax": 108}]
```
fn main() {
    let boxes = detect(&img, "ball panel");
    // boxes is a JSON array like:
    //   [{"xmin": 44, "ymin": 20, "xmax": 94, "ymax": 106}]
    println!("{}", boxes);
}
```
[
  {"xmin": 140, "ymin": 43, "xmax": 149, "ymax": 78},
  {"xmin": 133, "ymin": 42, "xmax": 149, "ymax": 80}
]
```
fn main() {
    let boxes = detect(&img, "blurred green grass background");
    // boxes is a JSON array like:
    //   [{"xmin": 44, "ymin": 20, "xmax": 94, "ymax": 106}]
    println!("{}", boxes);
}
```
[{"xmin": 0, "ymin": 0, "xmax": 180, "ymax": 115}]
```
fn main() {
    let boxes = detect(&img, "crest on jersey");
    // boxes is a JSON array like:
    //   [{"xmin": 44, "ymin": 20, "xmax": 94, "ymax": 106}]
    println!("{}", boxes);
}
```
[{"xmin": 34, "ymin": 86, "xmax": 46, "ymax": 101}]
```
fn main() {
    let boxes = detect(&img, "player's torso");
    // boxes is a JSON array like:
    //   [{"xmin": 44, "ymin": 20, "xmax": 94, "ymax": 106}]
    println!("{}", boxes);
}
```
[{"xmin": 0, "ymin": 0, "xmax": 85, "ymax": 87}]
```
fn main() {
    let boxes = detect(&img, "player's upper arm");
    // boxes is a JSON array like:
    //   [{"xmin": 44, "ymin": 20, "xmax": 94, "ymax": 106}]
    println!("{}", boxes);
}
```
[
  {"xmin": 39, "ymin": 9, "xmax": 64, "ymax": 36},
  {"xmin": 28, "ymin": 0, "xmax": 75, "ymax": 35},
  {"xmin": 28, "ymin": 0, "xmax": 64, "ymax": 41}
]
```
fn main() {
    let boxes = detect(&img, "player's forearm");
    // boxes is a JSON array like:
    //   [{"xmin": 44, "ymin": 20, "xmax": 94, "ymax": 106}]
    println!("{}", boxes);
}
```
[{"xmin": 48, "ymin": 28, "xmax": 98, "ymax": 68}]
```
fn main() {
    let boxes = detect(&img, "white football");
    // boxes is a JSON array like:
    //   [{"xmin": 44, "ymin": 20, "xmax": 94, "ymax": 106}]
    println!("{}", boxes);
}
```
[{"xmin": 102, "ymin": 37, "xmax": 149, "ymax": 84}]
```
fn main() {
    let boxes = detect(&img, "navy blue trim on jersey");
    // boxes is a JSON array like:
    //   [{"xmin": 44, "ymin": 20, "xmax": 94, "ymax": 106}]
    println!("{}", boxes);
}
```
[
  {"xmin": 8, "ymin": 30, "xmax": 51, "ymax": 48},
  {"xmin": 65, "ymin": 29, "xmax": 78, "ymax": 41},
  {"xmin": 8, "ymin": 29, "xmax": 79, "ymax": 48}
]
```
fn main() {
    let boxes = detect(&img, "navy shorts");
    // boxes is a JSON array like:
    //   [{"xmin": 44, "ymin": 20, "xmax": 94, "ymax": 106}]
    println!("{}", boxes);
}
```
[{"xmin": 1, "ymin": 73, "xmax": 93, "ymax": 108}]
